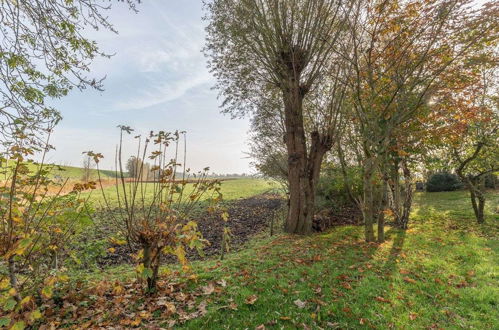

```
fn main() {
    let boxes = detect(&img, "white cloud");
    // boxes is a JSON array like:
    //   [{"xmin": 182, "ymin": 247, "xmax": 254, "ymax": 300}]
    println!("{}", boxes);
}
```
[{"xmin": 114, "ymin": 69, "xmax": 212, "ymax": 110}]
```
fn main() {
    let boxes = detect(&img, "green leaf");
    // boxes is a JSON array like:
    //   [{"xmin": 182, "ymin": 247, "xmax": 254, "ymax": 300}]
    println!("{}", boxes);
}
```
[
  {"xmin": 11, "ymin": 321, "xmax": 25, "ymax": 330},
  {"xmin": 0, "ymin": 317, "xmax": 10, "ymax": 327},
  {"xmin": 142, "ymin": 267, "xmax": 153, "ymax": 279},
  {"xmin": 3, "ymin": 298, "xmax": 17, "ymax": 311}
]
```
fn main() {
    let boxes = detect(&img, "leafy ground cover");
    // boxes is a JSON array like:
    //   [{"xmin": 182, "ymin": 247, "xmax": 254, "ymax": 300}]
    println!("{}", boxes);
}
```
[{"xmin": 15, "ymin": 189, "xmax": 498, "ymax": 329}]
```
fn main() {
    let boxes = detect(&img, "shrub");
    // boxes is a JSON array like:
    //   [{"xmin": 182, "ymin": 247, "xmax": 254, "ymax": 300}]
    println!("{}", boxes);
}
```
[
  {"xmin": 316, "ymin": 165, "xmax": 362, "ymax": 210},
  {"xmin": 0, "ymin": 140, "xmax": 94, "ymax": 328},
  {"xmin": 426, "ymin": 172, "xmax": 464, "ymax": 192},
  {"xmin": 484, "ymin": 173, "xmax": 497, "ymax": 189},
  {"xmin": 88, "ymin": 126, "xmax": 222, "ymax": 293}
]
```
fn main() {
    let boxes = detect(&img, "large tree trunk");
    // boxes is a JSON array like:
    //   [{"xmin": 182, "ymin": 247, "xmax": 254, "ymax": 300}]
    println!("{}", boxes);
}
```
[{"xmin": 282, "ymin": 79, "xmax": 330, "ymax": 234}]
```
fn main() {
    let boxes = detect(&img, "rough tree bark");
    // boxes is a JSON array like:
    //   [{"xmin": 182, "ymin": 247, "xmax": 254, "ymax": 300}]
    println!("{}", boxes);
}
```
[{"xmin": 280, "ymin": 50, "xmax": 333, "ymax": 235}]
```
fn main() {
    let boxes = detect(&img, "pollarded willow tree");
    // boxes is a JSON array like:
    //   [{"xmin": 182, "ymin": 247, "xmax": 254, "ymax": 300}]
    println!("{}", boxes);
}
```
[
  {"xmin": 204, "ymin": 0, "xmax": 352, "ymax": 234},
  {"xmin": 0, "ymin": 0, "xmax": 138, "ymax": 147}
]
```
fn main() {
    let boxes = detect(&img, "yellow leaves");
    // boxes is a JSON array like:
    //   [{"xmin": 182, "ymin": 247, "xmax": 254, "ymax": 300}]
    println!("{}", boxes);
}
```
[
  {"xmin": 108, "ymin": 247, "xmax": 116, "ymax": 253},
  {"xmin": 5, "ymin": 237, "xmax": 33, "ymax": 258},
  {"xmin": 10, "ymin": 321, "xmax": 25, "ymax": 330},
  {"xmin": 0, "ymin": 278, "xmax": 9, "ymax": 290},
  {"xmin": 109, "ymin": 237, "xmax": 126, "ymax": 246},
  {"xmin": 41, "ymin": 286, "xmax": 53, "ymax": 299},
  {"xmin": 8, "ymin": 288, "xmax": 17, "ymax": 297}
]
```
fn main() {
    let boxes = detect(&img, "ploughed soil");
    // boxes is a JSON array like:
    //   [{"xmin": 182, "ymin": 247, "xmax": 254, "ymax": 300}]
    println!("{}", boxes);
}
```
[
  {"xmin": 95, "ymin": 194, "xmax": 362, "ymax": 267},
  {"xmin": 97, "ymin": 193, "xmax": 285, "ymax": 266}
]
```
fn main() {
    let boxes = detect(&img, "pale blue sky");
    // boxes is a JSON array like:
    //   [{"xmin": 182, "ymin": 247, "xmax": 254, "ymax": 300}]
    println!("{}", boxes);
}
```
[{"xmin": 48, "ymin": 0, "xmax": 252, "ymax": 173}]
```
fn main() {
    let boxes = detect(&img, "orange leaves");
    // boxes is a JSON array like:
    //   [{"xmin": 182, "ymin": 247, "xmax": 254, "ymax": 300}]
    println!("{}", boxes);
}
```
[
  {"xmin": 403, "ymin": 277, "xmax": 417, "ymax": 284},
  {"xmin": 375, "ymin": 296, "xmax": 391, "ymax": 303}
]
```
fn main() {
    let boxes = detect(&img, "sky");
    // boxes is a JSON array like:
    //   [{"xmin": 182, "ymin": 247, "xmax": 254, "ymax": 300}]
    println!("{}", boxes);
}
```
[{"xmin": 47, "ymin": 0, "xmax": 252, "ymax": 174}]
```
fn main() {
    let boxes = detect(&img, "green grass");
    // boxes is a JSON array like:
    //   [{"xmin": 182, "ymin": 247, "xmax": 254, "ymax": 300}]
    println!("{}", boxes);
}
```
[
  {"xmin": 171, "ymin": 190, "xmax": 498, "ymax": 329},
  {"xmin": 1, "ymin": 160, "xmax": 118, "ymax": 180},
  {"xmin": 69, "ymin": 189, "xmax": 499, "ymax": 329},
  {"xmin": 83, "ymin": 178, "xmax": 279, "ymax": 205}
]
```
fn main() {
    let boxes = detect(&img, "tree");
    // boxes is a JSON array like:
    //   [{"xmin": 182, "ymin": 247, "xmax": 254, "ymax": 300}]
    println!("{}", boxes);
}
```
[
  {"xmin": 345, "ymin": 0, "xmax": 496, "ymax": 241},
  {"xmin": 0, "ymin": 0, "xmax": 138, "ymax": 147},
  {"xmin": 82, "ymin": 154, "xmax": 94, "ymax": 182},
  {"xmin": 430, "ymin": 47, "xmax": 499, "ymax": 223},
  {"xmin": 204, "ymin": 0, "xmax": 351, "ymax": 234},
  {"xmin": 248, "ymin": 93, "xmax": 288, "ymax": 188}
]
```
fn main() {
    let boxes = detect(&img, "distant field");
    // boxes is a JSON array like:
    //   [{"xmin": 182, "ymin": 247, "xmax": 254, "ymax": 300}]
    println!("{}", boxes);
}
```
[
  {"xmin": 1, "ymin": 160, "xmax": 119, "ymax": 180},
  {"xmin": 82, "ymin": 178, "xmax": 280, "ymax": 206}
]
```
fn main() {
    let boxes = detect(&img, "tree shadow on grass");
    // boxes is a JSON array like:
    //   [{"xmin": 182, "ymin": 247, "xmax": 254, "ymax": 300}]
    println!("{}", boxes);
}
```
[{"xmin": 319, "ymin": 226, "xmax": 407, "ymax": 328}]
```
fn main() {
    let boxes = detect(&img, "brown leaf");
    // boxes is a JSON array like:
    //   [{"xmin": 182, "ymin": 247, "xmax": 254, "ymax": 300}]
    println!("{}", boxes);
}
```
[
  {"xmin": 202, "ymin": 283, "xmax": 215, "ymax": 295},
  {"xmin": 245, "ymin": 294, "xmax": 258, "ymax": 305},
  {"xmin": 293, "ymin": 299, "xmax": 307, "ymax": 309},
  {"xmin": 403, "ymin": 277, "xmax": 416, "ymax": 284},
  {"xmin": 375, "ymin": 296, "xmax": 391, "ymax": 303},
  {"xmin": 399, "ymin": 269, "xmax": 410, "ymax": 275},
  {"xmin": 255, "ymin": 325, "xmax": 266, "ymax": 330},
  {"xmin": 341, "ymin": 282, "xmax": 352, "ymax": 290},
  {"xmin": 409, "ymin": 312, "xmax": 418, "ymax": 320}
]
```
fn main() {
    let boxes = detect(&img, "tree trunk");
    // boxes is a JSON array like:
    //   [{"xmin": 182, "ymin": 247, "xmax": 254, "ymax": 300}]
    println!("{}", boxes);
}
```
[
  {"xmin": 8, "ymin": 256, "xmax": 21, "ymax": 302},
  {"xmin": 399, "ymin": 160, "xmax": 413, "ymax": 229},
  {"xmin": 469, "ymin": 179, "xmax": 486, "ymax": 224},
  {"xmin": 282, "ymin": 80, "xmax": 330, "ymax": 234},
  {"xmin": 389, "ymin": 160, "xmax": 402, "ymax": 221},
  {"xmin": 377, "ymin": 182, "xmax": 388, "ymax": 243},
  {"xmin": 362, "ymin": 157, "xmax": 376, "ymax": 242}
]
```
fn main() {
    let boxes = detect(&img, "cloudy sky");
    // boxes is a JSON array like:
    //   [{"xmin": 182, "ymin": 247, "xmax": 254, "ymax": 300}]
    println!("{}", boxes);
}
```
[{"xmin": 48, "ymin": 0, "xmax": 252, "ymax": 174}]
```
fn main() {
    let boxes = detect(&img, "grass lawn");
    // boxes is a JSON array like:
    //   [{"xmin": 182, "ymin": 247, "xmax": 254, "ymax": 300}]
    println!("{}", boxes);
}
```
[
  {"xmin": 65, "ymin": 189, "xmax": 499, "ymax": 329},
  {"xmin": 172, "ymin": 190, "xmax": 498, "ymax": 329}
]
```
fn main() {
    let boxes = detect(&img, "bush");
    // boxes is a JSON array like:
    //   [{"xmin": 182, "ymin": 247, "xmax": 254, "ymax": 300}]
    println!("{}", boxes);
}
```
[
  {"xmin": 316, "ymin": 165, "xmax": 362, "ymax": 210},
  {"xmin": 484, "ymin": 173, "xmax": 497, "ymax": 189},
  {"xmin": 426, "ymin": 172, "xmax": 463, "ymax": 192}
]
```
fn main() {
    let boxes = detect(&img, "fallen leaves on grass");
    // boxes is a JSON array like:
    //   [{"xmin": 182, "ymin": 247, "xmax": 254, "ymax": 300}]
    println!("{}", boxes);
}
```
[
  {"xmin": 245, "ymin": 294, "xmax": 258, "ymax": 305},
  {"xmin": 403, "ymin": 277, "xmax": 417, "ymax": 284},
  {"xmin": 293, "ymin": 299, "xmax": 307, "ymax": 308},
  {"xmin": 37, "ymin": 273, "xmax": 226, "ymax": 328},
  {"xmin": 375, "ymin": 296, "xmax": 391, "ymax": 303}
]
